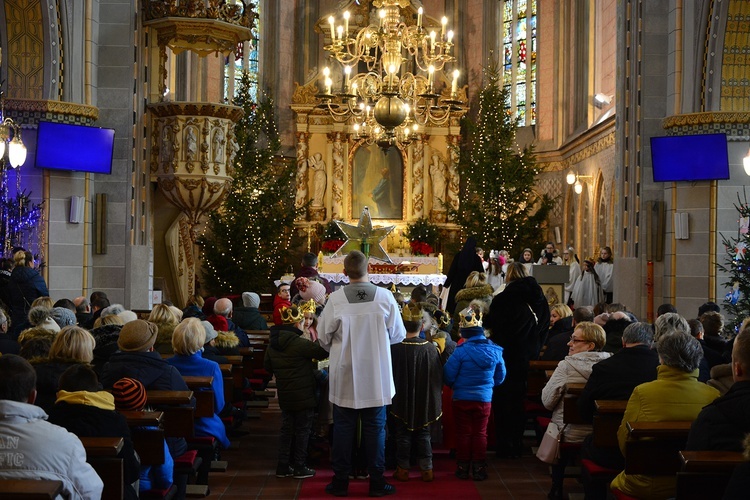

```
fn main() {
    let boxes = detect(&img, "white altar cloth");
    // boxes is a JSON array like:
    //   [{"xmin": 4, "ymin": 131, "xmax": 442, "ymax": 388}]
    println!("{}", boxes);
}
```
[{"xmin": 319, "ymin": 273, "xmax": 447, "ymax": 287}]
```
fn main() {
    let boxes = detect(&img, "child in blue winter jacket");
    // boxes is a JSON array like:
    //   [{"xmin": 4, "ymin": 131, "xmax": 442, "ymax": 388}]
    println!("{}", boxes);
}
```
[{"xmin": 443, "ymin": 307, "xmax": 505, "ymax": 481}]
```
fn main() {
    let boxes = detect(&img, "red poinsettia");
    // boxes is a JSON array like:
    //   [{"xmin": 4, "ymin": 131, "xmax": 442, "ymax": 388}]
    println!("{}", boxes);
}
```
[
  {"xmin": 322, "ymin": 239, "xmax": 344, "ymax": 253},
  {"xmin": 409, "ymin": 240, "xmax": 434, "ymax": 256}
]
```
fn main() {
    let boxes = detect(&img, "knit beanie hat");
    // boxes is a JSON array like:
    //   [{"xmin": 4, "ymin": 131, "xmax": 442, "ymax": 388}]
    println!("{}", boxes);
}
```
[
  {"xmin": 117, "ymin": 319, "xmax": 158, "ymax": 352},
  {"xmin": 201, "ymin": 321, "xmax": 218, "ymax": 343},
  {"xmin": 118, "ymin": 310, "xmax": 138, "ymax": 324},
  {"xmin": 242, "ymin": 292, "xmax": 260, "ymax": 309},
  {"xmin": 111, "ymin": 377, "xmax": 147, "ymax": 411},
  {"xmin": 208, "ymin": 315, "xmax": 229, "ymax": 332},
  {"xmin": 298, "ymin": 279, "xmax": 327, "ymax": 305},
  {"xmin": 50, "ymin": 307, "xmax": 77, "ymax": 328}
]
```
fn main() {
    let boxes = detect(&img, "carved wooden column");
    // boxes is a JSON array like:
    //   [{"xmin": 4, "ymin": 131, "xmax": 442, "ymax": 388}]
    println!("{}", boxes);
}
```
[
  {"xmin": 412, "ymin": 134, "xmax": 425, "ymax": 218},
  {"xmin": 329, "ymin": 132, "xmax": 345, "ymax": 219},
  {"xmin": 447, "ymin": 134, "xmax": 461, "ymax": 214},
  {"xmin": 295, "ymin": 131, "xmax": 309, "ymax": 219}
]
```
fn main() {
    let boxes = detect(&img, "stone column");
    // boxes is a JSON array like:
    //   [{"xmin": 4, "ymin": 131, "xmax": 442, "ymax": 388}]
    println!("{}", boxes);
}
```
[
  {"xmin": 412, "ymin": 134, "xmax": 425, "ymax": 218},
  {"xmin": 295, "ymin": 132, "xmax": 309, "ymax": 219},
  {"xmin": 329, "ymin": 132, "xmax": 345, "ymax": 220}
]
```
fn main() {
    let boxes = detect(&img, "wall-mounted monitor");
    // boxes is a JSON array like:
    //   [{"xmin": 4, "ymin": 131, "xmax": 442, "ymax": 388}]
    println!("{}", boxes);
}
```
[
  {"xmin": 35, "ymin": 121, "xmax": 115, "ymax": 175},
  {"xmin": 650, "ymin": 133, "xmax": 730, "ymax": 182}
]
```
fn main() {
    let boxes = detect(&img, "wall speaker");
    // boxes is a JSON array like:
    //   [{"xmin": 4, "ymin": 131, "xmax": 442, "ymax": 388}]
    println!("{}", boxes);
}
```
[
  {"xmin": 674, "ymin": 212, "xmax": 689, "ymax": 240},
  {"xmin": 69, "ymin": 196, "xmax": 85, "ymax": 224}
]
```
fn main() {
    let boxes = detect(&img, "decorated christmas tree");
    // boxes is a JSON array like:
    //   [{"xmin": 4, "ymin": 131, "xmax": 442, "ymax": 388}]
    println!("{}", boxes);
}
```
[
  {"xmin": 200, "ymin": 72, "xmax": 303, "ymax": 294},
  {"xmin": 717, "ymin": 189, "xmax": 750, "ymax": 334},
  {"xmin": 446, "ymin": 62, "xmax": 553, "ymax": 256}
]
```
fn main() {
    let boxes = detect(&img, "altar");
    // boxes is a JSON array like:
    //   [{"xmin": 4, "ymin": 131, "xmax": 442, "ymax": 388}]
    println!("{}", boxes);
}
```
[{"xmin": 319, "ymin": 255, "xmax": 446, "ymax": 291}]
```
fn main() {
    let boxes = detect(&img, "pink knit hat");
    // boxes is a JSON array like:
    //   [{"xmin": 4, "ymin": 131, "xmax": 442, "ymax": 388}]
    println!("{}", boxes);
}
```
[{"xmin": 298, "ymin": 279, "xmax": 327, "ymax": 305}]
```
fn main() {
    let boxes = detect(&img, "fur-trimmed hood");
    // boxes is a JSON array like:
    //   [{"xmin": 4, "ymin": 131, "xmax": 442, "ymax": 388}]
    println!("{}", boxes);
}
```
[
  {"xmin": 154, "ymin": 322, "xmax": 176, "ymax": 346},
  {"xmin": 17, "ymin": 326, "xmax": 57, "ymax": 344},
  {"xmin": 454, "ymin": 284, "xmax": 494, "ymax": 303},
  {"xmin": 214, "ymin": 330, "xmax": 239, "ymax": 349}
]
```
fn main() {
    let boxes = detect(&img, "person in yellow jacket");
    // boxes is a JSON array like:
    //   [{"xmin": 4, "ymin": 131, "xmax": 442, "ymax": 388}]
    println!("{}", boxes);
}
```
[{"xmin": 610, "ymin": 330, "xmax": 720, "ymax": 499}]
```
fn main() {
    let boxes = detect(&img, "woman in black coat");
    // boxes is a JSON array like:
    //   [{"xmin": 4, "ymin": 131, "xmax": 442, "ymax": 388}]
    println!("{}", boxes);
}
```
[
  {"xmin": 443, "ymin": 237, "xmax": 484, "ymax": 314},
  {"xmin": 485, "ymin": 262, "xmax": 550, "ymax": 457},
  {"xmin": 8, "ymin": 250, "xmax": 49, "ymax": 338}
]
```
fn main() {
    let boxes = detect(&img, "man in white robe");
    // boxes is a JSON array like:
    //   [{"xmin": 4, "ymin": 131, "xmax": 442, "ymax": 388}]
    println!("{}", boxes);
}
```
[{"xmin": 318, "ymin": 250, "xmax": 406, "ymax": 497}]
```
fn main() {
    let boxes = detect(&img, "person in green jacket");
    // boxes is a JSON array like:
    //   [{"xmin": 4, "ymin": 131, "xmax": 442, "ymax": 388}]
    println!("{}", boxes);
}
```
[{"xmin": 265, "ymin": 304, "xmax": 329, "ymax": 480}]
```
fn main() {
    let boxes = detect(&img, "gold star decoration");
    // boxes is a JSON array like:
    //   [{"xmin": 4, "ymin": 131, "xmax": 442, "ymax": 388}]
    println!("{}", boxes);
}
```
[{"xmin": 332, "ymin": 207, "xmax": 395, "ymax": 263}]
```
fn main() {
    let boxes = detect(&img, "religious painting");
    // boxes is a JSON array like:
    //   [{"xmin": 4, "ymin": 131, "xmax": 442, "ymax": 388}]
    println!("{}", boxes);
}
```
[
  {"xmin": 544, "ymin": 284, "xmax": 563, "ymax": 306},
  {"xmin": 351, "ymin": 144, "xmax": 403, "ymax": 219}
]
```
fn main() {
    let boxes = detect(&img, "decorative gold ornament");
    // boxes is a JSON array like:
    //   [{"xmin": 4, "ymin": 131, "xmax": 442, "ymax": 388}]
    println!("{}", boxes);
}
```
[
  {"xmin": 279, "ymin": 305, "xmax": 305, "ymax": 324},
  {"xmin": 333, "ymin": 207, "xmax": 395, "ymax": 263},
  {"xmin": 458, "ymin": 307, "xmax": 482, "ymax": 328}
]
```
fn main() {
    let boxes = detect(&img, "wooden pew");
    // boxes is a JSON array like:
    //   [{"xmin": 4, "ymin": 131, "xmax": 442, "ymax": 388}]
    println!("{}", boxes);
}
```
[
  {"xmin": 593, "ymin": 399, "xmax": 627, "ymax": 448},
  {"xmin": 80, "ymin": 437, "xmax": 124, "ymax": 500},
  {"xmin": 623, "ymin": 421, "xmax": 692, "ymax": 475},
  {"xmin": 147, "ymin": 390, "xmax": 193, "ymax": 407},
  {"xmin": 0, "ymin": 480, "xmax": 63, "ymax": 499},
  {"xmin": 528, "ymin": 360, "xmax": 560, "ymax": 399},
  {"xmin": 675, "ymin": 450, "xmax": 745, "ymax": 500},
  {"xmin": 145, "ymin": 391, "xmax": 196, "ymax": 440},
  {"xmin": 183, "ymin": 376, "xmax": 215, "ymax": 418}
]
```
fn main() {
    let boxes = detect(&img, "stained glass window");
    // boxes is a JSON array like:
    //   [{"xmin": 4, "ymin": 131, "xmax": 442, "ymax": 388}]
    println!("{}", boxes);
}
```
[
  {"xmin": 224, "ymin": 2, "xmax": 260, "ymax": 101},
  {"xmin": 502, "ymin": 0, "xmax": 536, "ymax": 126}
]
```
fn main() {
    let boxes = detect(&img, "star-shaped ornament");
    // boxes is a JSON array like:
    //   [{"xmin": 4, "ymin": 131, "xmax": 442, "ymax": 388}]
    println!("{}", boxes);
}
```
[{"xmin": 332, "ymin": 207, "xmax": 395, "ymax": 263}]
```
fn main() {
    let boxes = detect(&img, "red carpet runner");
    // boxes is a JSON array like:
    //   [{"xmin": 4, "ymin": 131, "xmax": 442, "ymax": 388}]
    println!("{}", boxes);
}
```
[{"xmin": 298, "ymin": 450, "xmax": 482, "ymax": 499}]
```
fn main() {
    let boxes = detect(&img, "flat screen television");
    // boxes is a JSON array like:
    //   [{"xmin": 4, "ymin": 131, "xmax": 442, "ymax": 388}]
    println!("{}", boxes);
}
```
[
  {"xmin": 650, "ymin": 133, "xmax": 729, "ymax": 182},
  {"xmin": 35, "ymin": 121, "xmax": 115, "ymax": 174}
]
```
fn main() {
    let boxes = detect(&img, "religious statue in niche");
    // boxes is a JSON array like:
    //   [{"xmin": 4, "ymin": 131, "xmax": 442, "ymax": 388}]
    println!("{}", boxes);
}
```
[
  {"xmin": 159, "ymin": 125, "xmax": 173, "ymax": 164},
  {"xmin": 429, "ymin": 153, "xmax": 447, "ymax": 209},
  {"xmin": 352, "ymin": 144, "xmax": 403, "ymax": 219},
  {"xmin": 185, "ymin": 126, "xmax": 198, "ymax": 161},
  {"xmin": 213, "ymin": 127, "xmax": 226, "ymax": 163},
  {"xmin": 309, "ymin": 153, "xmax": 327, "ymax": 207}
]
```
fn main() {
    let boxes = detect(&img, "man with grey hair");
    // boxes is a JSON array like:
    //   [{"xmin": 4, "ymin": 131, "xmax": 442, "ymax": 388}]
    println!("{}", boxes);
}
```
[
  {"xmin": 213, "ymin": 297, "xmax": 249, "ymax": 347},
  {"xmin": 609, "ymin": 331, "xmax": 719, "ymax": 499},
  {"xmin": 73, "ymin": 296, "xmax": 92, "ymax": 327},
  {"xmin": 577, "ymin": 322, "xmax": 661, "ymax": 496},
  {"xmin": 0, "ymin": 309, "xmax": 20, "ymax": 355},
  {"xmin": 653, "ymin": 312, "xmax": 690, "ymax": 342}
]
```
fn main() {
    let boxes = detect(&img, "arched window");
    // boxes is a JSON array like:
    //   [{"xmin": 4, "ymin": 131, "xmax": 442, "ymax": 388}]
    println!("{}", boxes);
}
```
[
  {"xmin": 224, "ymin": 2, "xmax": 260, "ymax": 101},
  {"xmin": 502, "ymin": 0, "xmax": 537, "ymax": 126}
]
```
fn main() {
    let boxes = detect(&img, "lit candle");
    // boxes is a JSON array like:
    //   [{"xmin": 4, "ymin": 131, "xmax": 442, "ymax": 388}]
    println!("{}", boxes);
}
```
[
  {"xmin": 318, "ymin": 250, "xmax": 324, "ymax": 266},
  {"xmin": 430, "ymin": 31, "xmax": 436, "ymax": 53},
  {"xmin": 344, "ymin": 65, "xmax": 351, "ymax": 92},
  {"xmin": 388, "ymin": 64, "xmax": 396, "ymax": 87},
  {"xmin": 451, "ymin": 69, "xmax": 459, "ymax": 95},
  {"xmin": 325, "ymin": 77, "xmax": 332, "ymax": 95},
  {"xmin": 427, "ymin": 65, "xmax": 435, "ymax": 91},
  {"xmin": 323, "ymin": 67, "xmax": 331, "ymax": 94},
  {"xmin": 328, "ymin": 16, "xmax": 335, "ymax": 41},
  {"xmin": 417, "ymin": 7, "xmax": 423, "ymax": 29},
  {"xmin": 337, "ymin": 25, "xmax": 343, "ymax": 41},
  {"xmin": 446, "ymin": 30, "xmax": 454, "ymax": 55},
  {"xmin": 379, "ymin": 9, "xmax": 386, "ymax": 29},
  {"xmin": 438, "ymin": 253, "xmax": 443, "ymax": 273},
  {"xmin": 441, "ymin": 16, "xmax": 448, "ymax": 38},
  {"xmin": 343, "ymin": 11, "xmax": 350, "ymax": 39}
]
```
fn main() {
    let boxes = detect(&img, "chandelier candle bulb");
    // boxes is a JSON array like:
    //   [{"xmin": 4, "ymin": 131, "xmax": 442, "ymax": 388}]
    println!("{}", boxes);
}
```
[
  {"xmin": 343, "ymin": 11, "xmax": 350, "ymax": 39},
  {"xmin": 417, "ymin": 7, "xmax": 423, "ymax": 29},
  {"xmin": 337, "ymin": 25, "xmax": 343, "ymax": 41},
  {"xmin": 428, "ymin": 65, "xmax": 435, "ymax": 91},
  {"xmin": 328, "ymin": 16, "xmax": 335, "ymax": 41},
  {"xmin": 441, "ymin": 17, "xmax": 448, "ymax": 38},
  {"xmin": 451, "ymin": 70, "xmax": 459, "ymax": 95},
  {"xmin": 430, "ymin": 31, "xmax": 436, "ymax": 53},
  {"xmin": 379, "ymin": 9, "xmax": 386, "ymax": 29},
  {"xmin": 344, "ymin": 65, "xmax": 351, "ymax": 92}
]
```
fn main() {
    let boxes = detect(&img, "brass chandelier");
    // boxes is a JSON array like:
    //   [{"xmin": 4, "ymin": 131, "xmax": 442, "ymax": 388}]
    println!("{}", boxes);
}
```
[
  {"xmin": 0, "ymin": 49, "xmax": 27, "ymax": 169},
  {"xmin": 317, "ymin": 0, "xmax": 463, "ymax": 149}
]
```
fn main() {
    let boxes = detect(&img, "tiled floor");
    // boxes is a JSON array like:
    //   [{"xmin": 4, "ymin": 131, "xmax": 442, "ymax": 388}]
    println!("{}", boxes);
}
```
[{"xmin": 208, "ymin": 392, "xmax": 585, "ymax": 499}]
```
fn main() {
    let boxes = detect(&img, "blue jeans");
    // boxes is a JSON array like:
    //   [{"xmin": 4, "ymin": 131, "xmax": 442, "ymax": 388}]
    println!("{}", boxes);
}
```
[{"xmin": 331, "ymin": 404, "xmax": 386, "ymax": 483}]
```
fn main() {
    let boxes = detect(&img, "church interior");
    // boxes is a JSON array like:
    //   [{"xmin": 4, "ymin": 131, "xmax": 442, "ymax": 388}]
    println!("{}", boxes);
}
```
[{"xmin": 0, "ymin": 0, "xmax": 748, "ymax": 319}]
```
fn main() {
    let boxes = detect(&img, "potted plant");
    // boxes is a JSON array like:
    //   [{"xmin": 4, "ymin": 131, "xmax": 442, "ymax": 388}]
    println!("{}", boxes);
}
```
[
  {"xmin": 319, "ymin": 220, "xmax": 346, "ymax": 254},
  {"xmin": 404, "ymin": 217, "xmax": 440, "ymax": 256}
]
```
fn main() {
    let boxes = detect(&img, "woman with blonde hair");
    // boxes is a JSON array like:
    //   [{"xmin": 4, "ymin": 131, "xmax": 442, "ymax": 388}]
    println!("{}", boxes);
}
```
[
  {"xmin": 149, "ymin": 303, "xmax": 179, "ymax": 354},
  {"xmin": 32, "ymin": 325, "xmax": 96, "ymax": 412},
  {"xmin": 166, "ymin": 317, "xmax": 230, "ymax": 449},
  {"xmin": 450, "ymin": 271, "xmax": 494, "ymax": 339},
  {"xmin": 541, "ymin": 322, "xmax": 611, "ymax": 499},
  {"xmin": 9, "ymin": 250, "xmax": 49, "ymax": 337}
]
